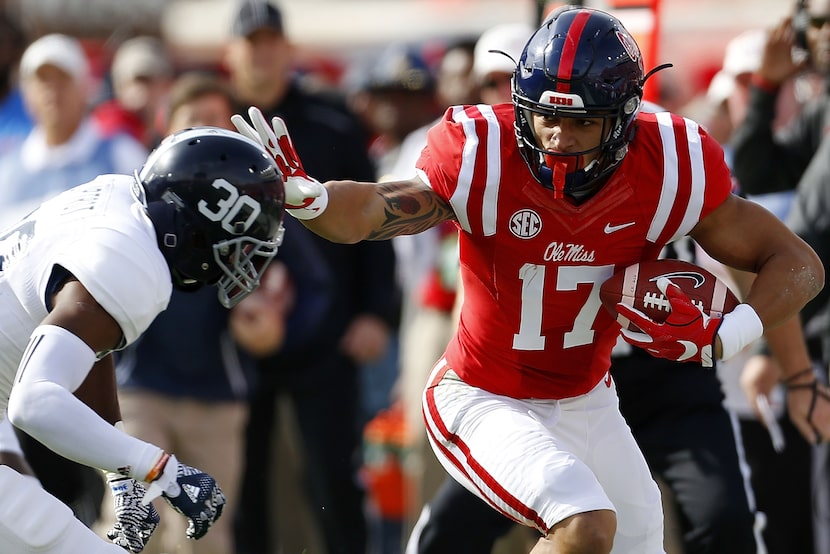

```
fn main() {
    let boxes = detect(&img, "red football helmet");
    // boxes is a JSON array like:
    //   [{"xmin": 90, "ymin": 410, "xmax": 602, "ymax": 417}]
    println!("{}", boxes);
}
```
[{"xmin": 512, "ymin": 7, "xmax": 647, "ymax": 203}]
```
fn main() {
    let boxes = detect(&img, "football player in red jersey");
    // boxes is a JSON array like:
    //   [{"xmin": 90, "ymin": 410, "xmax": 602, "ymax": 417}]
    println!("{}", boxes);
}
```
[{"xmin": 234, "ymin": 6, "xmax": 824, "ymax": 553}]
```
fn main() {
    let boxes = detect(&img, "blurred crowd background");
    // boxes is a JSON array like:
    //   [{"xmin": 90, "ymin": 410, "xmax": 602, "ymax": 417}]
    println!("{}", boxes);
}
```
[
  {"xmin": 0, "ymin": 0, "xmax": 822, "ymax": 553},
  {"xmin": 3, "ymin": 0, "xmax": 796, "ymax": 113}
]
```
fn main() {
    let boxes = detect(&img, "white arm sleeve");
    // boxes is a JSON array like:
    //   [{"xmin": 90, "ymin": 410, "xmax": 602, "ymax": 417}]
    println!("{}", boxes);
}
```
[{"xmin": 7, "ymin": 325, "xmax": 164, "ymax": 479}]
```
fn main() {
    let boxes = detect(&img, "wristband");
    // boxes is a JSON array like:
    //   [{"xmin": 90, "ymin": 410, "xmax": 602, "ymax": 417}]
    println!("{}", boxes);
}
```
[
  {"xmin": 287, "ymin": 185, "xmax": 328, "ymax": 220},
  {"xmin": 717, "ymin": 303, "xmax": 764, "ymax": 361},
  {"xmin": 144, "ymin": 451, "xmax": 170, "ymax": 483}
]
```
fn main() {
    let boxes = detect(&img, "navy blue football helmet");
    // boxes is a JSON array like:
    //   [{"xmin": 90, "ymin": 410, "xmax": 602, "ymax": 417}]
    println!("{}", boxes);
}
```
[
  {"xmin": 513, "ymin": 6, "xmax": 646, "ymax": 203},
  {"xmin": 138, "ymin": 127, "xmax": 285, "ymax": 307}
]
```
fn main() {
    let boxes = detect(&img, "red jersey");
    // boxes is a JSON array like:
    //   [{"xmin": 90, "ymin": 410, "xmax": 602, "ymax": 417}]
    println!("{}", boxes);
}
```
[{"xmin": 416, "ymin": 103, "xmax": 732, "ymax": 399}]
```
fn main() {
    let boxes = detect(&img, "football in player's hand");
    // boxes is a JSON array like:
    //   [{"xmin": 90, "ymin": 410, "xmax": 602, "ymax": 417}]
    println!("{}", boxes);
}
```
[{"xmin": 600, "ymin": 259, "xmax": 740, "ymax": 330}]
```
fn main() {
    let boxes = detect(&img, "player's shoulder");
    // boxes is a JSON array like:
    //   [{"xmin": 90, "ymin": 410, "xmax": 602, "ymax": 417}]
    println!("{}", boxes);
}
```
[
  {"xmin": 629, "ymin": 109, "xmax": 726, "ymax": 175},
  {"xmin": 48, "ymin": 175, "xmax": 172, "ymax": 344},
  {"xmin": 632, "ymin": 110, "xmax": 720, "ymax": 147},
  {"xmin": 428, "ymin": 103, "xmax": 513, "ymax": 146},
  {"xmin": 434, "ymin": 102, "xmax": 513, "ymax": 124},
  {"xmin": 631, "ymin": 110, "xmax": 684, "ymax": 139}
]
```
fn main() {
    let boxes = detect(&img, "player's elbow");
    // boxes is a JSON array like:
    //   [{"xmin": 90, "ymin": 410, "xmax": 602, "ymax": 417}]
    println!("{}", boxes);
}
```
[
  {"xmin": 7, "ymin": 380, "xmax": 60, "ymax": 438},
  {"xmin": 800, "ymin": 246, "xmax": 825, "ymax": 303}
]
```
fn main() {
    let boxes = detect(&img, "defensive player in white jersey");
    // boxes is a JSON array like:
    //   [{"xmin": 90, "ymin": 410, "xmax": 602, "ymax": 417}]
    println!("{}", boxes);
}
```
[
  {"xmin": 233, "ymin": 6, "xmax": 824, "ymax": 554},
  {"xmin": 0, "ymin": 127, "xmax": 285, "ymax": 553}
]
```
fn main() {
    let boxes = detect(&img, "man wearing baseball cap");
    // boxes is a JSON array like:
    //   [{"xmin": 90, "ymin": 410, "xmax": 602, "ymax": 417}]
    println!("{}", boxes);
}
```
[
  {"xmin": 473, "ymin": 22, "xmax": 533, "ymax": 105},
  {"xmin": 232, "ymin": 0, "xmax": 283, "ymax": 37},
  {"xmin": 224, "ymin": 3, "xmax": 399, "ymax": 554}
]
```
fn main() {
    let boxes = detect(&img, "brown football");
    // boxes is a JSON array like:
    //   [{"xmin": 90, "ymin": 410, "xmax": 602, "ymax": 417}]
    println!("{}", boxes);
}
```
[{"xmin": 600, "ymin": 259, "xmax": 740, "ymax": 330}]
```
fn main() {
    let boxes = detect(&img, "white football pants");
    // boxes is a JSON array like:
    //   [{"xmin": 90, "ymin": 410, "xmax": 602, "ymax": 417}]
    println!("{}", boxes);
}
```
[{"xmin": 0, "ymin": 464, "xmax": 123, "ymax": 553}]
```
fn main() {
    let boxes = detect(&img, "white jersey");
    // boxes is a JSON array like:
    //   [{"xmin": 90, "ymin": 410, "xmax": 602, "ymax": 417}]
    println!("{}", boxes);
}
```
[{"xmin": 0, "ymin": 174, "xmax": 171, "ymax": 414}]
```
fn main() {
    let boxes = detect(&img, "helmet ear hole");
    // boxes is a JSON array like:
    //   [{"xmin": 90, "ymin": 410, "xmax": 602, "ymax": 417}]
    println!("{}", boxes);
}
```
[{"xmin": 624, "ymin": 97, "xmax": 640, "ymax": 116}]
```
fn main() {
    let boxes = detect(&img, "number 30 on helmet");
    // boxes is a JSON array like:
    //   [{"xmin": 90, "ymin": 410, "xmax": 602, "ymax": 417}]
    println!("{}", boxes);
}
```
[{"xmin": 137, "ymin": 127, "xmax": 286, "ymax": 308}]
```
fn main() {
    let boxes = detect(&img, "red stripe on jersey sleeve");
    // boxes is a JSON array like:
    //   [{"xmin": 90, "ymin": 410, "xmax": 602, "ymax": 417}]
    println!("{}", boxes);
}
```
[
  {"xmin": 418, "ymin": 104, "xmax": 515, "ymax": 237},
  {"xmin": 459, "ymin": 105, "xmax": 492, "ymax": 235},
  {"xmin": 656, "ymin": 114, "xmax": 695, "ymax": 245},
  {"xmin": 630, "ymin": 112, "xmax": 732, "ymax": 246},
  {"xmin": 417, "ymin": 107, "xmax": 466, "ymax": 200}
]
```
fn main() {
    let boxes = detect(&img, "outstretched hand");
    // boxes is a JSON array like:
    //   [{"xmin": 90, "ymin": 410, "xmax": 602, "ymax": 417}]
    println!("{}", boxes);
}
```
[
  {"xmin": 231, "ymin": 106, "xmax": 326, "ymax": 216},
  {"xmin": 617, "ymin": 277, "xmax": 722, "ymax": 367}
]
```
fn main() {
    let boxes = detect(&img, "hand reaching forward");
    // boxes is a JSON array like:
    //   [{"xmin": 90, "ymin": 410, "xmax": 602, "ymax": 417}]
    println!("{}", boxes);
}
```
[
  {"xmin": 231, "ymin": 106, "xmax": 328, "ymax": 219},
  {"xmin": 616, "ymin": 277, "xmax": 722, "ymax": 367}
]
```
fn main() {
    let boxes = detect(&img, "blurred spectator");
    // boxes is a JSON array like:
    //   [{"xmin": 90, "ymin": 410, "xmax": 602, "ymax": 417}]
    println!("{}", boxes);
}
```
[
  {"xmin": 351, "ymin": 47, "xmax": 441, "ymax": 471},
  {"xmin": 356, "ymin": 37, "xmax": 477, "ymax": 551},
  {"xmin": 0, "ymin": 32, "xmax": 146, "ymax": 530},
  {"xmin": 433, "ymin": 38, "xmax": 480, "ymax": 109},
  {"xmin": 0, "ymin": 33, "xmax": 147, "ymax": 228},
  {"xmin": 0, "ymin": 11, "xmax": 33, "ymax": 157},
  {"xmin": 697, "ymin": 27, "xmax": 818, "ymax": 554},
  {"xmin": 473, "ymin": 23, "xmax": 534, "ymax": 106},
  {"xmin": 165, "ymin": 72, "xmax": 238, "ymax": 131},
  {"xmin": 93, "ymin": 35, "xmax": 174, "ymax": 148},
  {"xmin": 106, "ymin": 70, "xmax": 290, "ymax": 554},
  {"xmin": 389, "ymin": 37, "xmax": 478, "ymax": 313},
  {"xmin": 223, "ymin": 1, "xmax": 400, "ymax": 553},
  {"xmin": 730, "ymin": 4, "xmax": 830, "ymax": 552},
  {"xmin": 384, "ymin": 37, "xmax": 478, "ymax": 541},
  {"xmin": 349, "ymin": 43, "xmax": 442, "ymax": 179}
]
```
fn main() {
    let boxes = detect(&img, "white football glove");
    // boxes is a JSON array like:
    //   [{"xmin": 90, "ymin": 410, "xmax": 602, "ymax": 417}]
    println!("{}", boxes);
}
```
[
  {"xmin": 106, "ymin": 473, "xmax": 160, "ymax": 552},
  {"xmin": 231, "ymin": 106, "xmax": 328, "ymax": 220},
  {"xmin": 142, "ymin": 454, "xmax": 226, "ymax": 540}
]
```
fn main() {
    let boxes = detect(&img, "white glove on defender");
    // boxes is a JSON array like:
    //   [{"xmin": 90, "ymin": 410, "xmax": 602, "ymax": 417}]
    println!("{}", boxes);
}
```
[{"xmin": 231, "ymin": 106, "xmax": 328, "ymax": 220}]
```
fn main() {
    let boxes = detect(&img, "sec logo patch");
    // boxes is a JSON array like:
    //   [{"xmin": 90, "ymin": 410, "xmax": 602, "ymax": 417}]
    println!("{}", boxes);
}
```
[{"xmin": 509, "ymin": 209, "xmax": 542, "ymax": 239}]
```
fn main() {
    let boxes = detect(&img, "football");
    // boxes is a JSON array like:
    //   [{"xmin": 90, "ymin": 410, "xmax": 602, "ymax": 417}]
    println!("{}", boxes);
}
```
[{"xmin": 600, "ymin": 259, "xmax": 740, "ymax": 330}]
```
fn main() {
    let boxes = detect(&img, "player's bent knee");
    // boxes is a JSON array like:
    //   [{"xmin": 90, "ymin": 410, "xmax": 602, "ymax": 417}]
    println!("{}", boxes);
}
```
[
  {"xmin": 0, "ymin": 465, "xmax": 122, "ymax": 553},
  {"xmin": 543, "ymin": 509, "xmax": 616, "ymax": 554}
]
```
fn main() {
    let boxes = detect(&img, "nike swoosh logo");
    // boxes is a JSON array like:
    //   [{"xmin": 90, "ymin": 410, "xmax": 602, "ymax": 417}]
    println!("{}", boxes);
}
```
[
  {"xmin": 677, "ymin": 340, "xmax": 699, "ymax": 362},
  {"xmin": 604, "ymin": 221, "xmax": 636, "ymax": 234}
]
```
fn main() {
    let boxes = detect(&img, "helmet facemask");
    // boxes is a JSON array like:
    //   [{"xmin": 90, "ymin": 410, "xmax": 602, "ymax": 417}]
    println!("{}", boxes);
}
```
[
  {"xmin": 514, "ymin": 94, "xmax": 641, "ymax": 203},
  {"xmin": 512, "ymin": 6, "xmax": 650, "ymax": 204},
  {"xmin": 138, "ymin": 127, "xmax": 286, "ymax": 308},
  {"xmin": 214, "ymin": 225, "xmax": 284, "ymax": 308}
]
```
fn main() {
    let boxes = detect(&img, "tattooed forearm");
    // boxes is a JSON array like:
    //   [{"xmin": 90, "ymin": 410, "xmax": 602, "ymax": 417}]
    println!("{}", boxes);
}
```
[{"xmin": 367, "ymin": 182, "xmax": 454, "ymax": 240}]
